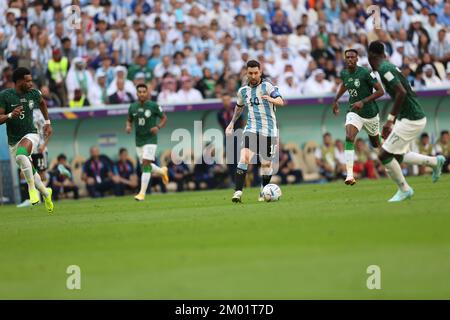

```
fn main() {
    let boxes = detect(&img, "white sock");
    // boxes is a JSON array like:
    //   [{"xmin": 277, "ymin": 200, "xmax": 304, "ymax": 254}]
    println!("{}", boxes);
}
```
[
  {"xmin": 151, "ymin": 163, "xmax": 163, "ymax": 175},
  {"xmin": 34, "ymin": 173, "xmax": 49, "ymax": 197},
  {"xmin": 403, "ymin": 152, "xmax": 438, "ymax": 167},
  {"xmin": 385, "ymin": 158, "xmax": 410, "ymax": 192},
  {"xmin": 345, "ymin": 150, "xmax": 354, "ymax": 178},
  {"xmin": 16, "ymin": 155, "xmax": 36, "ymax": 190},
  {"xmin": 140, "ymin": 172, "xmax": 151, "ymax": 194}
]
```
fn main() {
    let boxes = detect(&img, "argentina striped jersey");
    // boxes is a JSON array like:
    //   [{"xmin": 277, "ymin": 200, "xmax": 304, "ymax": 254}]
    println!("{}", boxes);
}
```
[{"xmin": 236, "ymin": 80, "xmax": 281, "ymax": 137}]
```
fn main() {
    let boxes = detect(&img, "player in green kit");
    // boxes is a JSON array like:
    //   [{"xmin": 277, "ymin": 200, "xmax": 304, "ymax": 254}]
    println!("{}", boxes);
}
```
[
  {"xmin": 0, "ymin": 67, "xmax": 54, "ymax": 213},
  {"xmin": 368, "ymin": 41, "xmax": 445, "ymax": 202},
  {"xmin": 332, "ymin": 49, "xmax": 385, "ymax": 185},
  {"xmin": 126, "ymin": 84, "xmax": 169, "ymax": 201}
]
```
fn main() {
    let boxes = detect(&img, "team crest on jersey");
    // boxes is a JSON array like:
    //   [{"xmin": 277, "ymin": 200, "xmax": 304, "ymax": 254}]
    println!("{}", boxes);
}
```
[
  {"xmin": 28, "ymin": 100, "xmax": 34, "ymax": 109},
  {"xmin": 144, "ymin": 110, "xmax": 152, "ymax": 118},
  {"xmin": 349, "ymin": 78, "xmax": 353, "ymax": 82},
  {"xmin": 354, "ymin": 79, "xmax": 360, "ymax": 88}
]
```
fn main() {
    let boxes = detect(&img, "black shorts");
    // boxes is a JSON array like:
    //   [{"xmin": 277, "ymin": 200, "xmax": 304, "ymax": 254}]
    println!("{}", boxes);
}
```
[
  {"xmin": 31, "ymin": 152, "xmax": 48, "ymax": 172},
  {"xmin": 241, "ymin": 132, "xmax": 277, "ymax": 161}
]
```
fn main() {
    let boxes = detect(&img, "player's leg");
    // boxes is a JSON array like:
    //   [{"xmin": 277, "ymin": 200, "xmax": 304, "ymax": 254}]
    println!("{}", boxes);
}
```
[
  {"xmin": 135, "ymin": 145, "xmax": 158, "ymax": 201},
  {"xmin": 401, "ymin": 152, "xmax": 445, "ymax": 183},
  {"xmin": 258, "ymin": 135, "xmax": 276, "ymax": 201},
  {"xmin": 13, "ymin": 137, "xmax": 40, "ymax": 205},
  {"xmin": 344, "ymin": 112, "xmax": 363, "ymax": 185},
  {"xmin": 31, "ymin": 150, "xmax": 53, "ymax": 213},
  {"xmin": 232, "ymin": 147, "xmax": 253, "ymax": 203},
  {"xmin": 380, "ymin": 121, "xmax": 417, "ymax": 202}
]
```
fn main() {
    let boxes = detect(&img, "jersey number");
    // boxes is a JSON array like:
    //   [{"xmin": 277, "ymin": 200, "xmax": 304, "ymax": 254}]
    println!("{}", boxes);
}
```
[
  {"xmin": 138, "ymin": 118, "xmax": 145, "ymax": 126},
  {"xmin": 250, "ymin": 97, "xmax": 260, "ymax": 106},
  {"xmin": 19, "ymin": 110, "xmax": 25, "ymax": 120},
  {"xmin": 348, "ymin": 89, "xmax": 358, "ymax": 98}
]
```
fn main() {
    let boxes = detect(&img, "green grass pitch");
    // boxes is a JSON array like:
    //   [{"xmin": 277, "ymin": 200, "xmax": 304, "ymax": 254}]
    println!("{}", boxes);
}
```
[{"xmin": 0, "ymin": 176, "xmax": 449, "ymax": 299}]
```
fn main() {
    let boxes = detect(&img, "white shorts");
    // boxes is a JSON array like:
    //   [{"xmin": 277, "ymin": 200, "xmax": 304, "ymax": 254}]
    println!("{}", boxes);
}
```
[
  {"xmin": 345, "ymin": 112, "xmax": 380, "ymax": 137},
  {"xmin": 383, "ymin": 117, "xmax": 427, "ymax": 155},
  {"xmin": 8, "ymin": 133, "xmax": 40, "ymax": 157},
  {"xmin": 136, "ymin": 144, "xmax": 157, "ymax": 161}
]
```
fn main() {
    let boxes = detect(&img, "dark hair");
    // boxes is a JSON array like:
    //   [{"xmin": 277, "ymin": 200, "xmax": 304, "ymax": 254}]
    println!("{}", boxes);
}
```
[
  {"xmin": 442, "ymin": 130, "xmax": 449, "ymax": 136},
  {"xmin": 246, "ymin": 60, "xmax": 260, "ymax": 69},
  {"xmin": 119, "ymin": 148, "xmax": 127, "ymax": 155},
  {"xmin": 136, "ymin": 83, "xmax": 147, "ymax": 91},
  {"xmin": 421, "ymin": 133, "xmax": 429, "ymax": 139},
  {"xmin": 344, "ymin": 49, "xmax": 358, "ymax": 56},
  {"xmin": 323, "ymin": 132, "xmax": 332, "ymax": 138},
  {"xmin": 12, "ymin": 67, "xmax": 31, "ymax": 83},
  {"xmin": 57, "ymin": 154, "xmax": 67, "ymax": 161},
  {"xmin": 368, "ymin": 41, "xmax": 385, "ymax": 56}
]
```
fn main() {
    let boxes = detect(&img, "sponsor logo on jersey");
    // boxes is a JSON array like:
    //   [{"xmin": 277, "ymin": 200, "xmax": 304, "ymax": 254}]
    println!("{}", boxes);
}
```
[
  {"xmin": 29, "ymin": 100, "xmax": 34, "ymax": 109},
  {"xmin": 144, "ymin": 110, "xmax": 152, "ymax": 118},
  {"xmin": 354, "ymin": 79, "xmax": 360, "ymax": 88}
]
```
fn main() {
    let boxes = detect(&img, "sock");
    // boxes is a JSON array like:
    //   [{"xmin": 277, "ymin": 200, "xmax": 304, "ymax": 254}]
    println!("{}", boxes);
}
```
[
  {"xmin": 344, "ymin": 141, "xmax": 355, "ymax": 178},
  {"xmin": 403, "ymin": 152, "xmax": 438, "ymax": 167},
  {"xmin": 140, "ymin": 165, "xmax": 152, "ymax": 194},
  {"xmin": 383, "ymin": 157, "xmax": 410, "ymax": 192},
  {"xmin": 235, "ymin": 163, "xmax": 248, "ymax": 191},
  {"xmin": 34, "ymin": 173, "xmax": 49, "ymax": 198},
  {"xmin": 261, "ymin": 166, "xmax": 273, "ymax": 188},
  {"xmin": 16, "ymin": 153, "xmax": 36, "ymax": 191},
  {"xmin": 151, "ymin": 163, "xmax": 164, "ymax": 175}
]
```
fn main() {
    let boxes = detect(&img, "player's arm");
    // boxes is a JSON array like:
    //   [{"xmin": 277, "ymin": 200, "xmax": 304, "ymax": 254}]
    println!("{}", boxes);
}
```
[
  {"xmin": 150, "ymin": 112, "xmax": 167, "ymax": 135},
  {"xmin": 352, "ymin": 73, "xmax": 385, "ymax": 110},
  {"xmin": 332, "ymin": 83, "xmax": 347, "ymax": 115},
  {"xmin": 382, "ymin": 82, "xmax": 406, "ymax": 139},
  {"xmin": 39, "ymin": 95, "xmax": 52, "ymax": 139},
  {"xmin": 225, "ymin": 105, "xmax": 244, "ymax": 136},
  {"xmin": 126, "ymin": 105, "xmax": 133, "ymax": 134},
  {"xmin": 262, "ymin": 86, "xmax": 285, "ymax": 107}
]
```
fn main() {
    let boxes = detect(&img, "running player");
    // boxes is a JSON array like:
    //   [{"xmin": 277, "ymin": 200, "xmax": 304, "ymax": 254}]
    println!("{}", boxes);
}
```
[
  {"xmin": 226, "ymin": 60, "xmax": 285, "ymax": 203},
  {"xmin": 126, "ymin": 83, "xmax": 169, "ymax": 201},
  {"xmin": 0, "ymin": 67, "xmax": 54, "ymax": 213},
  {"xmin": 368, "ymin": 41, "xmax": 445, "ymax": 202},
  {"xmin": 332, "ymin": 49, "xmax": 385, "ymax": 185}
]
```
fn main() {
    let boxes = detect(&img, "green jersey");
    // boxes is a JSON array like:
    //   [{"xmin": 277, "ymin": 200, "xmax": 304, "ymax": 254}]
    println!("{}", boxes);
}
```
[
  {"xmin": 128, "ymin": 100, "xmax": 163, "ymax": 147},
  {"xmin": 340, "ymin": 66, "xmax": 379, "ymax": 119},
  {"xmin": 378, "ymin": 60, "xmax": 425, "ymax": 121},
  {"xmin": 0, "ymin": 88, "xmax": 41, "ymax": 146}
]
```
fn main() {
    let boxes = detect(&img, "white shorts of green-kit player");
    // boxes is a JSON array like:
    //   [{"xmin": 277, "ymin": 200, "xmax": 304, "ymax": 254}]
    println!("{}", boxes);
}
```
[
  {"xmin": 345, "ymin": 112, "xmax": 380, "ymax": 137},
  {"xmin": 8, "ymin": 133, "xmax": 39, "ymax": 157},
  {"xmin": 136, "ymin": 144, "xmax": 157, "ymax": 161},
  {"xmin": 383, "ymin": 117, "xmax": 426, "ymax": 155},
  {"xmin": 381, "ymin": 117, "xmax": 445, "ymax": 202}
]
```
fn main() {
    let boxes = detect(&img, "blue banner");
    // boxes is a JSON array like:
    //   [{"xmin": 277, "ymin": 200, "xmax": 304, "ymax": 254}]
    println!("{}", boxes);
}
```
[{"xmin": 0, "ymin": 125, "xmax": 9, "ymax": 161}]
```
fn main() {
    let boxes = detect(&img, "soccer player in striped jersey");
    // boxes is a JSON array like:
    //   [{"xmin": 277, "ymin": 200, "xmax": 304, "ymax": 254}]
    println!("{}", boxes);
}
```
[
  {"xmin": 225, "ymin": 60, "xmax": 285, "ymax": 203},
  {"xmin": 332, "ymin": 49, "xmax": 385, "ymax": 186},
  {"xmin": 368, "ymin": 41, "xmax": 445, "ymax": 202}
]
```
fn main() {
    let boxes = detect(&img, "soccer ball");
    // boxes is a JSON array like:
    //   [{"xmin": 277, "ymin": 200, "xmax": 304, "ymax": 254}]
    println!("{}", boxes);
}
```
[{"xmin": 262, "ymin": 184, "xmax": 282, "ymax": 202}]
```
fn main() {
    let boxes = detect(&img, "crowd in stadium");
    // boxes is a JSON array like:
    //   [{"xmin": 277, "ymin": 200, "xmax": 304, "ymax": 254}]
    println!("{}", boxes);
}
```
[{"xmin": 0, "ymin": 0, "xmax": 449, "ymax": 109}]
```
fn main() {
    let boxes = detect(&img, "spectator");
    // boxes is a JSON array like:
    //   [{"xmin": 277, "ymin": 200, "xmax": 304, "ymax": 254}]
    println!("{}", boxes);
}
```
[
  {"xmin": 429, "ymin": 29, "xmax": 450, "ymax": 66},
  {"xmin": 40, "ymin": 85, "xmax": 61, "ymax": 108},
  {"xmin": 112, "ymin": 148, "xmax": 138, "ymax": 196},
  {"xmin": 278, "ymin": 72, "xmax": 301, "ymax": 97},
  {"xmin": 31, "ymin": 32, "xmax": 52, "ymax": 87},
  {"xmin": 315, "ymin": 132, "xmax": 336, "ymax": 181},
  {"xmin": 107, "ymin": 65, "xmax": 137, "ymax": 99},
  {"xmin": 157, "ymin": 74, "xmax": 179, "ymax": 104},
  {"xmin": 417, "ymin": 133, "xmax": 435, "ymax": 175},
  {"xmin": 82, "ymin": 146, "xmax": 114, "ymax": 198},
  {"xmin": 195, "ymin": 67, "xmax": 216, "ymax": 99},
  {"xmin": 353, "ymin": 139, "xmax": 378, "ymax": 180},
  {"xmin": 49, "ymin": 154, "xmax": 79, "ymax": 201},
  {"xmin": 270, "ymin": 9, "xmax": 292, "ymax": 35},
  {"xmin": 47, "ymin": 48, "xmax": 69, "ymax": 107},
  {"xmin": 424, "ymin": 13, "xmax": 443, "ymax": 43},
  {"xmin": 302, "ymin": 69, "xmax": 334, "ymax": 95},
  {"xmin": 435, "ymin": 130, "xmax": 450, "ymax": 173},
  {"xmin": 168, "ymin": 155, "xmax": 191, "ymax": 192},
  {"xmin": 334, "ymin": 139, "xmax": 346, "ymax": 180},
  {"xmin": 65, "ymin": 57, "xmax": 94, "ymax": 101},
  {"xmin": 175, "ymin": 76, "xmax": 203, "ymax": 103},
  {"xmin": 108, "ymin": 78, "xmax": 135, "ymax": 104},
  {"xmin": 6, "ymin": 20, "xmax": 32, "ymax": 70},
  {"xmin": 422, "ymin": 64, "xmax": 443, "ymax": 88},
  {"xmin": 127, "ymin": 54, "xmax": 153, "ymax": 82},
  {"xmin": 278, "ymin": 144, "xmax": 302, "ymax": 185},
  {"xmin": 438, "ymin": 2, "xmax": 450, "ymax": 27},
  {"xmin": 96, "ymin": 56, "xmax": 115, "ymax": 88},
  {"xmin": 113, "ymin": 26, "xmax": 139, "ymax": 67},
  {"xmin": 69, "ymin": 88, "xmax": 90, "ymax": 108},
  {"xmin": 89, "ymin": 71, "xmax": 109, "ymax": 106}
]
